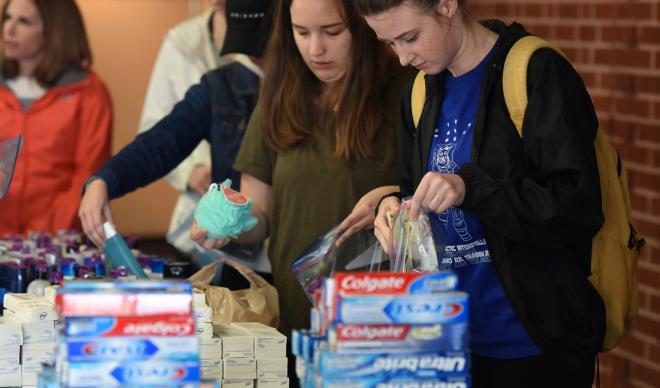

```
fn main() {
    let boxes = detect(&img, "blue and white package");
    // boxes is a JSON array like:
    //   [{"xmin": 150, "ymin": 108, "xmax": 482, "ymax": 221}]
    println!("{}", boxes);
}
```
[
  {"xmin": 336, "ymin": 292, "xmax": 468, "ymax": 324},
  {"xmin": 63, "ymin": 336, "xmax": 199, "ymax": 361},
  {"xmin": 61, "ymin": 360, "xmax": 200, "ymax": 387},
  {"xmin": 318, "ymin": 351, "xmax": 469, "ymax": 379},
  {"xmin": 322, "ymin": 375, "xmax": 470, "ymax": 388}
]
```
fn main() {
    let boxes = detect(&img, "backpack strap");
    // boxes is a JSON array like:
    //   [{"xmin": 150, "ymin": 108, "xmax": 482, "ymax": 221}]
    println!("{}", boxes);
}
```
[
  {"xmin": 502, "ymin": 36, "xmax": 564, "ymax": 138},
  {"xmin": 411, "ymin": 70, "xmax": 426, "ymax": 128}
]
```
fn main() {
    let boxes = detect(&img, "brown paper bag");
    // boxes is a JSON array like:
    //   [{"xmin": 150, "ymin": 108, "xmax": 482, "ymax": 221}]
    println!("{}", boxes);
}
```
[{"xmin": 188, "ymin": 258, "xmax": 279, "ymax": 327}]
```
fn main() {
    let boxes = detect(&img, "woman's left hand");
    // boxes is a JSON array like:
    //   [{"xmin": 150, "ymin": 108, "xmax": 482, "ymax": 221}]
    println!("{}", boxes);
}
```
[
  {"xmin": 334, "ymin": 202, "xmax": 376, "ymax": 247},
  {"xmin": 410, "ymin": 172, "xmax": 466, "ymax": 219}
]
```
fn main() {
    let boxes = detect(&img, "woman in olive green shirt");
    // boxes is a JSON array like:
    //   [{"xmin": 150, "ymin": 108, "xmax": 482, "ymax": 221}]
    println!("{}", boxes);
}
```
[{"xmin": 192, "ymin": 0, "xmax": 411, "ymax": 336}]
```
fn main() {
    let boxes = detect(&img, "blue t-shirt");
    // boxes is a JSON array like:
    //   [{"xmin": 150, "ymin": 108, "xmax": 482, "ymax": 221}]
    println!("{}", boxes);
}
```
[{"xmin": 427, "ymin": 48, "xmax": 541, "ymax": 358}]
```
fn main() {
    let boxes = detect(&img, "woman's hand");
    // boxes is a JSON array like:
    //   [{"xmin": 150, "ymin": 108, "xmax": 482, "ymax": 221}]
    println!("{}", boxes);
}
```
[
  {"xmin": 78, "ymin": 178, "xmax": 113, "ymax": 248},
  {"xmin": 188, "ymin": 165, "xmax": 212, "ymax": 195},
  {"xmin": 410, "ymin": 172, "xmax": 465, "ymax": 220},
  {"xmin": 334, "ymin": 185, "xmax": 398, "ymax": 247},
  {"xmin": 374, "ymin": 196, "xmax": 401, "ymax": 253},
  {"xmin": 190, "ymin": 220, "xmax": 231, "ymax": 250}
]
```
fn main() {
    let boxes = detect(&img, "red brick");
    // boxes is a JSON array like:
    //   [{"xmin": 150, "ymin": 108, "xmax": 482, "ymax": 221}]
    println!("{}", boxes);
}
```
[
  {"xmin": 523, "ymin": 4, "xmax": 542, "ymax": 18},
  {"xmin": 618, "ymin": 3, "xmax": 654, "ymax": 20},
  {"xmin": 596, "ymin": 3, "xmax": 618, "ymax": 19},
  {"xmin": 616, "ymin": 50, "xmax": 651, "ymax": 68},
  {"xmin": 636, "ymin": 219, "xmax": 660, "ymax": 246},
  {"xmin": 631, "ymin": 314, "xmax": 660, "ymax": 342},
  {"xmin": 581, "ymin": 71, "xmax": 597, "ymax": 89},
  {"xmin": 653, "ymin": 197, "xmax": 660, "ymax": 214},
  {"xmin": 610, "ymin": 120, "xmax": 637, "ymax": 143},
  {"xmin": 616, "ymin": 332, "xmax": 646, "ymax": 355},
  {"xmin": 595, "ymin": 49, "xmax": 617, "ymax": 66},
  {"xmin": 527, "ymin": 24, "xmax": 551, "ymax": 40},
  {"xmin": 631, "ymin": 171, "xmax": 660, "ymax": 194},
  {"xmin": 630, "ymin": 362, "xmax": 660, "ymax": 387},
  {"xmin": 580, "ymin": 26, "xmax": 597, "ymax": 42},
  {"xmin": 651, "ymin": 294, "xmax": 660, "ymax": 312},
  {"xmin": 655, "ymin": 102, "xmax": 660, "ymax": 119},
  {"xmin": 640, "ymin": 27, "xmax": 660, "ymax": 45},
  {"xmin": 602, "ymin": 26, "xmax": 638, "ymax": 46},
  {"xmin": 555, "ymin": 25, "xmax": 576, "ymax": 41},
  {"xmin": 631, "ymin": 192, "xmax": 649, "ymax": 212},
  {"xmin": 494, "ymin": 4, "xmax": 511, "ymax": 17},
  {"xmin": 615, "ymin": 74, "xmax": 637, "ymax": 94},
  {"xmin": 615, "ymin": 98, "xmax": 650, "ymax": 117},
  {"xmin": 618, "ymin": 144, "xmax": 650, "ymax": 165},
  {"xmin": 562, "ymin": 48, "xmax": 579, "ymax": 63},
  {"xmin": 558, "ymin": 4, "xmax": 579, "ymax": 18},
  {"xmin": 636, "ymin": 123, "xmax": 660, "ymax": 144},
  {"xmin": 637, "ymin": 75, "xmax": 660, "ymax": 95}
]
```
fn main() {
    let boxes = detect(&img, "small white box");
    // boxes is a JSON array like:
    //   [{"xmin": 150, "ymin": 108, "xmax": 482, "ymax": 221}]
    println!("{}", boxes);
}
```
[
  {"xmin": 222, "ymin": 379, "xmax": 253, "ymax": 388},
  {"xmin": 3, "ymin": 293, "xmax": 41, "ymax": 309},
  {"xmin": 194, "ymin": 306, "xmax": 213, "ymax": 323},
  {"xmin": 196, "ymin": 322, "xmax": 214, "ymax": 339},
  {"xmin": 21, "ymin": 342, "xmax": 56, "ymax": 370},
  {"xmin": 192, "ymin": 289, "xmax": 207, "ymax": 307},
  {"xmin": 3, "ymin": 304, "xmax": 58, "ymax": 322},
  {"xmin": 0, "ymin": 316, "xmax": 23, "ymax": 345},
  {"xmin": 0, "ymin": 345, "xmax": 20, "ymax": 368},
  {"xmin": 200, "ymin": 362, "xmax": 223, "ymax": 380},
  {"xmin": 13, "ymin": 319, "xmax": 56, "ymax": 344},
  {"xmin": 44, "ymin": 285, "xmax": 59, "ymax": 305},
  {"xmin": 22, "ymin": 369, "xmax": 38, "ymax": 386},
  {"xmin": 223, "ymin": 358, "xmax": 256, "ymax": 379},
  {"xmin": 256, "ymin": 358, "xmax": 288, "ymax": 379},
  {"xmin": 0, "ymin": 365, "xmax": 20, "ymax": 386},
  {"xmin": 257, "ymin": 378, "xmax": 289, "ymax": 388},
  {"xmin": 200, "ymin": 337, "xmax": 223, "ymax": 360},
  {"xmin": 214, "ymin": 324, "xmax": 254, "ymax": 358},
  {"xmin": 232, "ymin": 322, "xmax": 286, "ymax": 358}
]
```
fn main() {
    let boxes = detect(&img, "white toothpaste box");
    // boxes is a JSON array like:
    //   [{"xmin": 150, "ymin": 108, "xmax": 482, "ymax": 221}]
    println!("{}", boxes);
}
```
[
  {"xmin": 256, "ymin": 358, "xmax": 287, "ymax": 379},
  {"xmin": 222, "ymin": 379, "xmax": 253, "ymax": 388},
  {"xmin": 0, "ymin": 316, "xmax": 23, "ymax": 345},
  {"xmin": 0, "ymin": 345, "xmax": 20, "ymax": 369},
  {"xmin": 22, "ymin": 342, "xmax": 56, "ymax": 372},
  {"xmin": 14, "ymin": 319, "xmax": 56, "ymax": 344},
  {"xmin": 44, "ymin": 285, "xmax": 59, "ymax": 305},
  {"xmin": 3, "ymin": 293, "xmax": 58, "ymax": 322},
  {"xmin": 231, "ymin": 322, "xmax": 286, "ymax": 358},
  {"xmin": 214, "ymin": 324, "xmax": 254, "ymax": 358},
  {"xmin": 223, "ymin": 358, "xmax": 256, "ymax": 379},
  {"xmin": 257, "ymin": 378, "xmax": 289, "ymax": 388},
  {"xmin": 193, "ymin": 289, "xmax": 207, "ymax": 307},
  {"xmin": 200, "ymin": 337, "xmax": 223, "ymax": 360},
  {"xmin": 194, "ymin": 306, "xmax": 213, "ymax": 323},
  {"xmin": 200, "ymin": 360, "xmax": 223, "ymax": 380},
  {"xmin": 196, "ymin": 322, "xmax": 214, "ymax": 339},
  {"xmin": 0, "ymin": 365, "xmax": 20, "ymax": 387},
  {"xmin": 22, "ymin": 369, "xmax": 39, "ymax": 386}
]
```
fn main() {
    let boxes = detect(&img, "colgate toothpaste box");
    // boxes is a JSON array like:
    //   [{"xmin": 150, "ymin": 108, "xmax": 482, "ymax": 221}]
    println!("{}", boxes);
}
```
[
  {"xmin": 335, "ymin": 292, "xmax": 468, "ymax": 325},
  {"xmin": 62, "ymin": 336, "xmax": 199, "ymax": 362},
  {"xmin": 329, "ymin": 323, "xmax": 468, "ymax": 353},
  {"xmin": 318, "ymin": 351, "xmax": 469, "ymax": 379},
  {"xmin": 333, "ymin": 272, "xmax": 458, "ymax": 297},
  {"xmin": 56, "ymin": 280, "xmax": 192, "ymax": 317},
  {"xmin": 322, "ymin": 375, "xmax": 470, "ymax": 388},
  {"xmin": 64, "ymin": 315, "xmax": 196, "ymax": 337},
  {"xmin": 60, "ymin": 360, "xmax": 200, "ymax": 387}
]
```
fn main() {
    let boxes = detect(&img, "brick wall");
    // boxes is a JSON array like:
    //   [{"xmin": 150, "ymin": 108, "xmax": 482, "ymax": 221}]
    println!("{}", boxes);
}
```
[{"xmin": 467, "ymin": 1, "xmax": 660, "ymax": 386}]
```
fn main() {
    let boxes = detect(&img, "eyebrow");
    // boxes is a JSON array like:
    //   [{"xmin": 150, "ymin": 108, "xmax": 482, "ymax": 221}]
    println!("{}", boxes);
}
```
[
  {"xmin": 381, "ymin": 28, "xmax": 417, "ymax": 43},
  {"xmin": 292, "ymin": 22, "xmax": 344, "ymax": 29}
]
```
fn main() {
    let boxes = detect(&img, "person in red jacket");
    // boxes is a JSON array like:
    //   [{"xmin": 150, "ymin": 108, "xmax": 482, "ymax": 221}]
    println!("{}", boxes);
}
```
[{"xmin": 0, "ymin": 0, "xmax": 112, "ymax": 235}]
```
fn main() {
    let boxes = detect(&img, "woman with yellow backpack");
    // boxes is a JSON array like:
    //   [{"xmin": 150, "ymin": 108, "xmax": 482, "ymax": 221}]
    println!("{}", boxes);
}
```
[{"xmin": 353, "ymin": 0, "xmax": 635, "ymax": 386}]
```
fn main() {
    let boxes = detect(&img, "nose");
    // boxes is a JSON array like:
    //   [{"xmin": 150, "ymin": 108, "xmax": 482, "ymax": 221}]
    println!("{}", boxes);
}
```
[
  {"xmin": 396, "ymin": 46, "xmax": 415, "ymax": 67},
  {"xmin": 309, "ymin": 33, "xmax": 325, "ymax": 58},
  {"xmin": 3, "ymin": 20, "xmax": 16, "ymax": 37}
]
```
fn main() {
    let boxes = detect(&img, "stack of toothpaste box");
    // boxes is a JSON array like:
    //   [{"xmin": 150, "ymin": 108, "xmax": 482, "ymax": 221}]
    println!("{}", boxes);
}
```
[
  {"xmin": 0, "ymin": 293, "xmax": 58, "ymax": 387},
  {"xmin": 293, "ymin": 272, "xmax": 471, "ymax": 388},
  {"xmin": 212, "ymin": 322, "xmax": 289, "ymax": 387},
  {"xmin": 39, "ymin": 279, "xmax": 219, "ymax": 387},
  {"xmin": 192, "ymin": 288, "xmax": 223, "ymax": 382}
]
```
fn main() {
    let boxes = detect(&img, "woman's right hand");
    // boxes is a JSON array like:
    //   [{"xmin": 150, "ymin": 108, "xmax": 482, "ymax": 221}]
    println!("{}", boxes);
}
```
[
  {"xmin": 374, "ymin": 196, "xmax": 401, "ymax": 254},
  {"xmin": 78, "ymin": 178, "xmax": 113, "ymax": 249},
  {"xmin": 190, "ymin": 220, "xmax": 231, "ymax": 250}
]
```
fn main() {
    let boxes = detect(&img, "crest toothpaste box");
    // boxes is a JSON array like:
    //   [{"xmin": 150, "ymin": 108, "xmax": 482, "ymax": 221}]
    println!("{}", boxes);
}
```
[
  {"xmin": 329, "ymin": 323, "xmax": 468, "ymax": 353},
  {"xmin": 63, "ymin": 336, "xmax": 199, "ymax": 362},
  {"xmin": 64, "ymin": 315, "xmax": 196, "ymax": 337},
  {"xmin": 60, "ymin": 360, "xmax": 200, "ymax": 387},
  {"xmin": 335, "ymin": 292, "xmax": 468, "ymax": 325},
  {"xmin": 318, "ymin": 351, "xmax": 469, "ymax": 379}
]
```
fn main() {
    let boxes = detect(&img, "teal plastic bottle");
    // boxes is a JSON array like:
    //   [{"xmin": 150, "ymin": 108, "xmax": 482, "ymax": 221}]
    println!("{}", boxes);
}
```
[{"xmin": 103, "ymin": 222, "xmax": 148, "ymax": 279}]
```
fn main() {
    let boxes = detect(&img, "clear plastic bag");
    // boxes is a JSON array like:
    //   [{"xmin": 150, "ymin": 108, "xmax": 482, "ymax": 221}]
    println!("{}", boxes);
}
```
[
  {"xmin": 292, "ymin": 227, "xmax": 387, "ymax": 303},
  {"xmin": 0, "ymin": 135, "xmax": 23, "ymax": 199},
  {"xmin": 389, "ymin": 199, "xmax": 445, "ymax": 272}
]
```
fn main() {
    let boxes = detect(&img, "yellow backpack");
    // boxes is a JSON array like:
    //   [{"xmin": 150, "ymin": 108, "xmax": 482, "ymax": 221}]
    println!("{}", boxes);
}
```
[{"xmin": 411, "ymin": 35, "xmax": 644, "ymax": 351}]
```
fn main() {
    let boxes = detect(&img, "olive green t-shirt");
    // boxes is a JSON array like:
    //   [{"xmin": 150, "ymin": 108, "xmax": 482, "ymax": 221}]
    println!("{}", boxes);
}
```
[{"xmin": 234, "ymin": 72, "xmax": 411, "ymax": 336}]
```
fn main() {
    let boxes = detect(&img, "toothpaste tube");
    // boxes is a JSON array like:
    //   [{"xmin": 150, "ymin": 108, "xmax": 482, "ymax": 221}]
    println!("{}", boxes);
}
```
[
  {"xmin": 329, "ymin": 323, "xmax": 468, "ymax": 353},
  {"xmin": 332, "ymin": 272, "xmax": 458, "ymax": 297},
  {"xmin": 64, "ymin": 315, "xmax": 196, "ymax": 337},
  {"xmin": 62, "ymin": 336, "xmax": 199, "ymax": 362},
  {"xmin": 318, "ymin": 351, "xmax": 469, "ymax": 379},
  {"xmin": 322, "ymin": 375, "xmax": 470, "ymax": 388},
  {"xmin": 60, "ymin": 360, "xmax": 200, "ymax": 387},
  {"xmin": 336, "ymin": 292, "xmax": 468, "ymax": 324}
]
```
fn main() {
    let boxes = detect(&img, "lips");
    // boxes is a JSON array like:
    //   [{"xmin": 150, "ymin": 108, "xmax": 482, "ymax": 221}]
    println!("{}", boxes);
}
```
[
  {"xmin": 414, "ymin": 61, "xmax": 427, "ymax": 70},
  {"xmin": 311, "ymin": 60, "xmax": 333, "ymax": 70}
]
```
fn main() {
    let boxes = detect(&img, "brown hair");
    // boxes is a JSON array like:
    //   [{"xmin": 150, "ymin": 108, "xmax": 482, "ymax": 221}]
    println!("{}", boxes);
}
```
[
  {"xmin": 259, "ymin": 0, "xmax": 396, "ymax": 162},
  {"xmin": 1, "ymin": 0, "xmax": 92, "ymax": 86},
  {"xmin": 354, "ymin": 0, "xmax": 465, "ymax": 16}
]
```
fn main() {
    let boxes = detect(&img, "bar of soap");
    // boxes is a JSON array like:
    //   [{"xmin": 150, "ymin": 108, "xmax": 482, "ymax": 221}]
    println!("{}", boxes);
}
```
[{"xmin": 194, "ymin": 179, "xmax": 258, "ymax": 239}]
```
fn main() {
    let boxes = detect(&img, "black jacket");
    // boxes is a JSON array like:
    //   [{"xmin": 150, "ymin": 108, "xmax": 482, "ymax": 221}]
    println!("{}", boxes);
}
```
[{"xmin": 398, "ymin": 21, "xmax": 605, "ymax": 365}]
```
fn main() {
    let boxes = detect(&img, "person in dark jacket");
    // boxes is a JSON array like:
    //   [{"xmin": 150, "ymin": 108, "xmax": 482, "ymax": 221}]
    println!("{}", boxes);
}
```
[
  {"xmin": 78, "ymin": 0, "xmax": 275, "ymax": 287},
  {"xmin": 356, "ymin": 1, "xmax": 605, "ymax": 387}
]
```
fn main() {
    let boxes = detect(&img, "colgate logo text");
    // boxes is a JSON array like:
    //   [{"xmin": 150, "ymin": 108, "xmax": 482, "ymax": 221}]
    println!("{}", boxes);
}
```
[
  {"xmin": 340, "ymin": 325, "xmax": 408, "ymax": 341},
  {"xmin": 340, "ymin": 275, "xmax": 406, "ymax": 293},
  {"xmin": 123, "ymin": 322, "xmax": 192, "ymax": 336}
]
